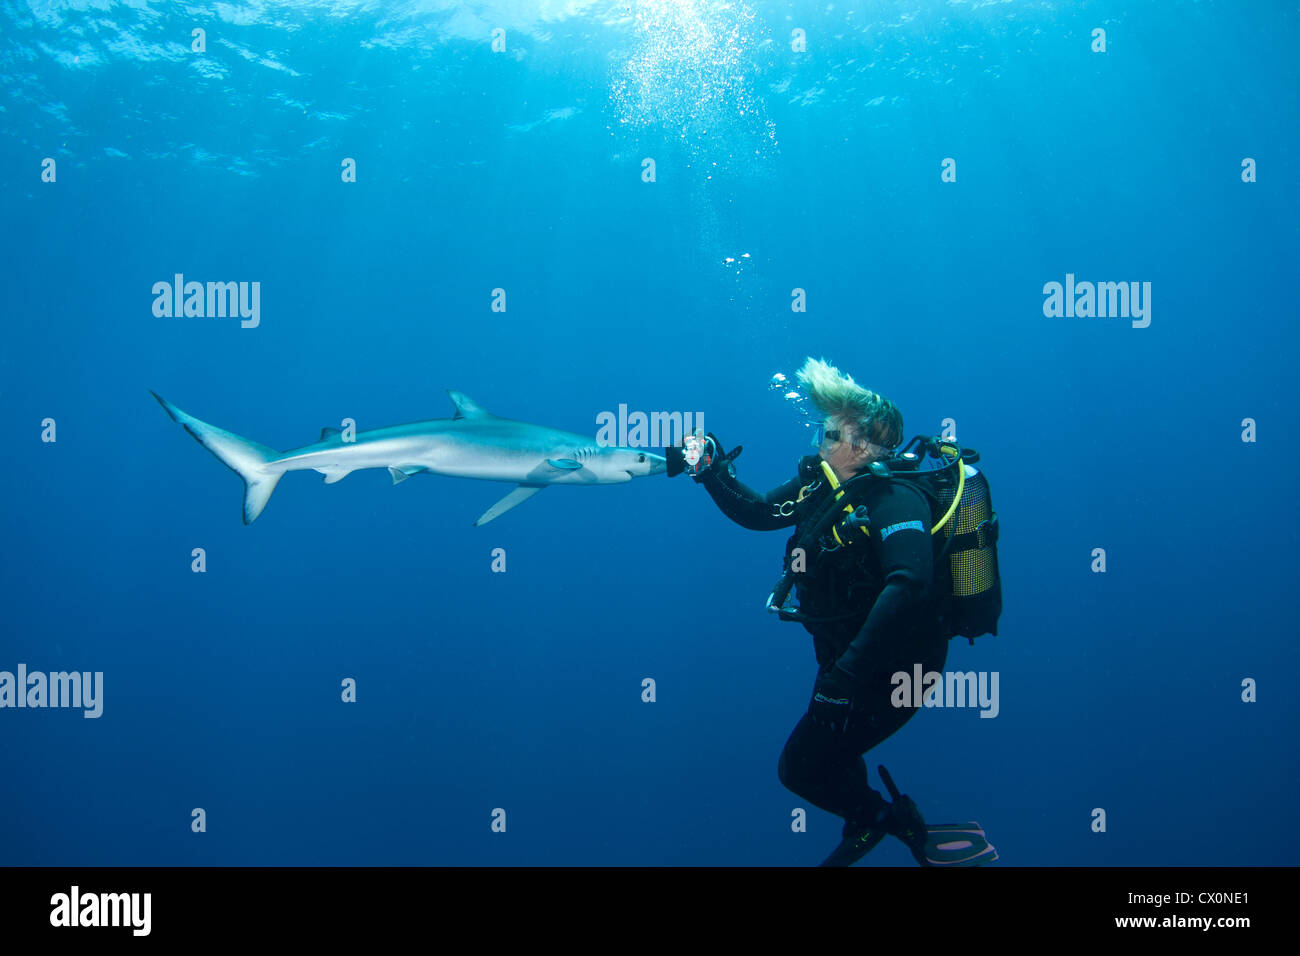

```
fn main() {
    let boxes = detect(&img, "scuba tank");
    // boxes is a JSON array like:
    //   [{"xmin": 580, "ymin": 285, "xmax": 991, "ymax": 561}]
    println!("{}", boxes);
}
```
[{"xmin": 766, "ymin": 435, "xmax": 1002, "ymax": 643}]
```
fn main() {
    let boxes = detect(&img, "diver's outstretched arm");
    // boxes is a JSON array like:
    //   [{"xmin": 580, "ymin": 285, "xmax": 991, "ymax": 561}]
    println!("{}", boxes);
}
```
[{"xmin": 697, "ymin": 457, "xmax": 802, "ymax": 531}]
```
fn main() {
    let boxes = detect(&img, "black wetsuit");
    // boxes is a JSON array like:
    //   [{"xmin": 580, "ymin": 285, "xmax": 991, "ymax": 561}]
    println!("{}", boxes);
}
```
[{"xmin": 700, "ymin": 453, "xmax": 951, "ymax": 829}]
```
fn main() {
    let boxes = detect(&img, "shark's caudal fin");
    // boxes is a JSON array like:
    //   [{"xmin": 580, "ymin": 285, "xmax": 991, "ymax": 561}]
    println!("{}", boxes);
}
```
[{"xmin": 151, "ymin": 391, "xmax": 284, "ymax": 524}]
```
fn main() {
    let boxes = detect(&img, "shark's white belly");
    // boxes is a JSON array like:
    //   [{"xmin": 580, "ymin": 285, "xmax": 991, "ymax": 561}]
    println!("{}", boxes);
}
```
[{"xmin": 273, "ymin": 432, "xmax": 614, "ymax": 484}]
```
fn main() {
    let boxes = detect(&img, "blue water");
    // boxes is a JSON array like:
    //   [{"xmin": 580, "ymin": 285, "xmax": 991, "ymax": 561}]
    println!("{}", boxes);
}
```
[{"xmin": 2, "ymin": 1, "xmax": 1296, "ymax": 866}]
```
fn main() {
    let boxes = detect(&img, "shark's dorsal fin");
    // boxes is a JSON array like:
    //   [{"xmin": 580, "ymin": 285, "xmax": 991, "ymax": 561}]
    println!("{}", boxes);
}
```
[
  {"xmin": 320, "ymin": 426, "xmax": 342, "ymax": 441},
  {"xmin": 448, "ymin": 390, "xmax": 492, "ymax": 421}
]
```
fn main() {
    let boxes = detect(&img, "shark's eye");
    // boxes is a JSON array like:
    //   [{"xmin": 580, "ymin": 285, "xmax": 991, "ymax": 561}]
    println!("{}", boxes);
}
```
[{"xmin": 638, "ymin": 454, "xmax": 646, "ymax": 463}]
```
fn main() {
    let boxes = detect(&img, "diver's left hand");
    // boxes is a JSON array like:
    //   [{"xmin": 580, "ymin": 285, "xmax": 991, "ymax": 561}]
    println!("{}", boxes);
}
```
[{"xmin": 810, "ymin": 666, "xmax": 859, "ymax": 733}]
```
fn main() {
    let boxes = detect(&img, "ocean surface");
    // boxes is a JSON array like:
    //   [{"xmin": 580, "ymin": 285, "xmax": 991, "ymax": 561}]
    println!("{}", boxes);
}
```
[{"xmin": 1, "ymin": 0, "xmax": 1296, "ymax": 866}]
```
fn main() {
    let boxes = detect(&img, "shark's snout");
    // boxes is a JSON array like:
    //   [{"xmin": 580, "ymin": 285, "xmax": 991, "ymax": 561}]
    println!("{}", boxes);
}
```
[{"xmin": 615, "ymin": 448, "xmax": 666, "ymax": 479}]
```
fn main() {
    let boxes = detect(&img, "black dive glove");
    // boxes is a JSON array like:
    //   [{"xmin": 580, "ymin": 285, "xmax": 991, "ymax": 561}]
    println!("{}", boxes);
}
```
[{"xmin": 810, "ymin": 665, "xmax": 859, "ymax": 734}]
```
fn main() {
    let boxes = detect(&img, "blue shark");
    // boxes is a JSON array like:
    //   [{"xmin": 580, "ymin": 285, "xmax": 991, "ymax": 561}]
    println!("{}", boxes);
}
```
[{"xmin": 151, "ymin": 390, "xmax": 666, "ymax": 526}]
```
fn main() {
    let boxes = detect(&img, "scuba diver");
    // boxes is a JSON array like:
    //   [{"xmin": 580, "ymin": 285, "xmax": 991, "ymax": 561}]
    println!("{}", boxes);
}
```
[{"xmin": 666, "ymin": 357, "xmax": 1000, "ymax": 866}]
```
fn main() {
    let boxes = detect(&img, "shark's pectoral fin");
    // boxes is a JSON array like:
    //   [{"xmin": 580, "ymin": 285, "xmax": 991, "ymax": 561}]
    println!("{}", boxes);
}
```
[
  {"xmin": 526, "ymin": 459, "xmax": 593, "ymax": 483},
  {"xmin": 319, "ymin": 426, "xmax": 342, "ymax": 441},
  {"xmin": 315, "ymin": 466, "xmax": 353, "ymax": 484},
  {"xmin": 388, "ymin": 465, "xmax": 426, "ymax": 485},
  {"xmin": 474, "ymin": 484, "xmax": 544, "ymax": 526}
]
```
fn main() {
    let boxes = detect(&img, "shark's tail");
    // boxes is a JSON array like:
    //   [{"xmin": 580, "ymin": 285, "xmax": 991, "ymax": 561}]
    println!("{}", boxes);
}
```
[{"xmin": 151, "ymin": 391, "xmax": 284, "ymax": 524}]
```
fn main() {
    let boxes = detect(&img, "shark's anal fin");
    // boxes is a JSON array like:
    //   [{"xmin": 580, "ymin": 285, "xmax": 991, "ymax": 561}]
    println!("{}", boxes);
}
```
[
  {"xmin": 546, "ymin": 458, "xmax": 582, "ymax": 470},
  {"xmin": 319, "ymin": 426, "xmax": 342, "ymax": 441},
  {"xmin": 388, "ymin": 465, "xmax": 425, "ymax": 485},
  {"xmin": 474, "ymin": 484, "xmax": 544, "ymax": 526}
]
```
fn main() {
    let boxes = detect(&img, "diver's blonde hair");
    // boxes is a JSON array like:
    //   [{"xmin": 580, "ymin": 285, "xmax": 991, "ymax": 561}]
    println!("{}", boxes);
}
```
[{"xmin": 796, "ymin": 357, "xmax": 903, "ymax": 448}]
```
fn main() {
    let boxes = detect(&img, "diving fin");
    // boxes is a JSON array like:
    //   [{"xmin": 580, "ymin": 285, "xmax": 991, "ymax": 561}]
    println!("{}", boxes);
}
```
[
  {"xmin": 877, "ymin": 764, "xmax": 998, "ymax": 867},
  {"xmin": 918, "ymin": 822, "xmax": 998, "ymax": 867}
]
